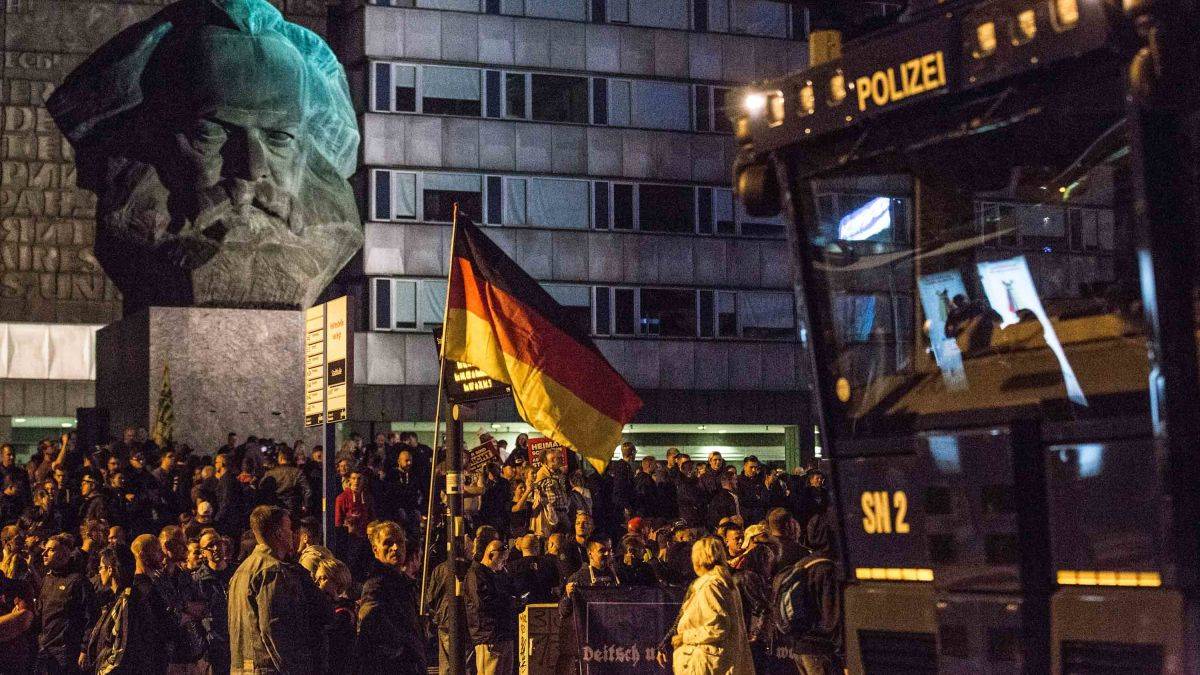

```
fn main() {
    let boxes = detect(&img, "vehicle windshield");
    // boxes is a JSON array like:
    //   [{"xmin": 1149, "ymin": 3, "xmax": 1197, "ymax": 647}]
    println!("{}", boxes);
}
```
[{"xmin": 790, "ymin": 68, "xmax": 1148, "ymax": 440}]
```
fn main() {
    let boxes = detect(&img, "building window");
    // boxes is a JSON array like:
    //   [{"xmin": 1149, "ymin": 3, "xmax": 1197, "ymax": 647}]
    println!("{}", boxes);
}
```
[
  {"xmin": 423, "ymin": 173, "xmax": 482, "ymax": 223},
  {"xmin": 614, "ymin": 288, "xmax": 637, "ymax": 334},
  {"xmin": 416, "ymin": 0, "xmax": 481, "ymax": 9},
  {"xmin": 422, "ymin": 66, "xmax": 482, "ymax": 116},
  {"xmin": 591, "ymin": 78, "xmax": 608, "ymax": 125},
  {"xmin": 740, "ymin": 291, "xmax": 795, "ymax": 339},
  {"xmin": 504, "ymin": 72, "xmax": 530, "ymax": 118},
  {"xmin": 531, "ymin": 74, "xmax": 590, "ymax": 123},
  {"xmin": 372, "ymin": 61, "xmax": 734, "ymax": 133},
  {"xmin": 371, "ymin": 278, "xmax": 448, "ymax": 332},
  {"xmin": 612, "ymin": 183, "xmax": 635, "ymax": 230},
  {"xmin": 371, "ymin": 170, "xmax": 418, "ymax": 221},
  {"xmin": 640, "ymin": 288, "xmax": 698, "ymax": 336},
  {"xmin": 628, "ymin": 0, "xmax": 688, "ymax": 29},
  {"xmin": 694, "ymin": 85, "xmax": 733, "ymax": 133},
  {"xmin": 527, "ymin": 178, "xmax": 591, "ymax": 229},
  {"xmin": 372, "ymin": 279, "xmax": 416, "ymax": 330},
  {"xmin": 373, "ymin": 63, "xmax": 416, "ymax": 113},
  {"xmin": 699, "ymin": 289, "xmax": 738, "ymax": 337},
  {"xmin": 630, "ymin": 80, "xmax": 691, "ymax": 131},
  {"xmin": 977, "ymin": 201, "xmax": 1020, "ymax": 247},
  {"xmin": 525, "ymin": 0, "xmax": 586, "ymax": 20},
  {"xmin": 639, "ymin": 184, "xmax": 695, "ymax": 233},
  {"xmin": 1067, "ymin": 207, "xmax": 1115, "ymax": 252},
  {"xmin": 592, "ymin": 286, "xmax": 797, "ymax": 340},
  {"xmin": 484, "ymin": 70, "xmax": 502, "ymax": 118},
  {"xmin": 544, "ymin": 284, "xmax": 591, "ymax": 335},
  {"xmin": 729, "ymin": 0, "xmax": 791, "ymax": 37},
  {"xmin": 603, "ymin": 79, "xmax": 631, "ymax": 126}
]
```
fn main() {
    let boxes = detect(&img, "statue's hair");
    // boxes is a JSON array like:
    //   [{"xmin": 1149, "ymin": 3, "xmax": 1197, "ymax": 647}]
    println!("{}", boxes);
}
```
[{"xmin": 48, "ymin": 0, "xmax": 358, "ymax": 179}]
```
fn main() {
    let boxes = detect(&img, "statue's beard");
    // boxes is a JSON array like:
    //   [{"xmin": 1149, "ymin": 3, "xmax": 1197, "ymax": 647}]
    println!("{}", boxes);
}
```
[
  {"xmin": 97, "ymin": 157, "xmax": 363, "ymax": 309},
  {"xmin": 192, "ymin": 179, "xmax": 294, "ymax": 243},
  {"xmin": 164, "ymin": 179, "xmax": 298, "ymax": 270},
  {"xmin": 104, "ymin": 164, "xmax": 304, "ymax": 271}
]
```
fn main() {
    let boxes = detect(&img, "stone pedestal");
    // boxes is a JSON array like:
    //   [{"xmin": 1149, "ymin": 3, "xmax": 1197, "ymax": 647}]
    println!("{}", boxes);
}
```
[{"xmin": 96, "ymin": 307, "xmax": 304, "ymax": 453}]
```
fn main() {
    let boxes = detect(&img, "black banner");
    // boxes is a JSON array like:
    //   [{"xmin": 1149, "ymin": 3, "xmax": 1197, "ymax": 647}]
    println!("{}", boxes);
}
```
[{"xmin": 572, "ymin": 586, "xmax": 683, "ymax": 674}]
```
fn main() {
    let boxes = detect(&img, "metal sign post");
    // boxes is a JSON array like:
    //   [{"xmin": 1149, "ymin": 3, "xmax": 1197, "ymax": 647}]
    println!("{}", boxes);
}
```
[{"xmin": 305, "ymin": 296, "xmax": 352, "ymax": 545}]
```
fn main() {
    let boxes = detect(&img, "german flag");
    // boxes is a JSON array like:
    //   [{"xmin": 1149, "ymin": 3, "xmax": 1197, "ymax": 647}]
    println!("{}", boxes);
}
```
[{"xmin": 443, "ymin": 211, "xmax": 642, "ymax": 470}]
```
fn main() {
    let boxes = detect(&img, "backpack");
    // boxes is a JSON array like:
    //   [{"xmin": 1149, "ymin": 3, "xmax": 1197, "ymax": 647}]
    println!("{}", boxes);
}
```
[{"xmin": 771, "ymin": 555, "xmax": 833, "ymax": 637}]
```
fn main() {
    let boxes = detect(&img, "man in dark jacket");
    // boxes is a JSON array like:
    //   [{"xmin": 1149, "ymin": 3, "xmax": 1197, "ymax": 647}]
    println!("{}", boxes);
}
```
[
  {"xmin": 36, "ymin": 533, "xmax": 94, "ymax": 674},
  {"xmin": 425, "ymin": 553, "xmax": 468, "ymax": 675},
  {"xmin": 607, "ymin": 442, "xmax": 637, "ymax": 521},
  {"xmin": 382, "ymin": 450, "xmax": 423, "ymax": 528},
  {"xmin": 672, "ymin": 455, "xmax": 705, "ymax": 526},
  {"xmin": 76, "ymin": 474, "xmax": 107, "ymax": 526},
  {"xmin": 193, "ymin": 529, "xmax": 234, "ymax": 674},
  {"xmin": 697, "ymin": 451, "xmax": 727, "ymax": 500},
  {"xmin": 151, "ymin": 451, "xmax": 191, "ymax": 524},
  {"xmin": 213, "ymin": 453, "xmax": 248, "ymax": 538},
  {"xmin": 782, "ymin": 511, "xmax": 842, "ymax": 675},
  {"xmin": 228, "ymin": 506, "xmax": 331, "ymax": 674},
  {"xmin": 766, "ymin": 507, "xmax": 809, "ymax": 572},
  {"xmin": 257, "ymin": 446, "xmax": 312, "ymax": 518},
  {"xmin": 705, "ymin": 470, "xmax": 741, "ymax": 530},
  {"xmin": 356, "ymin": 521, "xmax": 426, "ymax": 675},
  {"xmin": 466, "ymin": 538, "xmax": 516, "ymax": 675},
  {"xmin": 507, "ymin": 534, "xmax": 559, "ymax": 604},
  {"xmin": 123, "ymin": 533, "xmax": 181, "ymax": 673},
  {"xmin": 736, "ymin": 456, "xmax": 768, "ymax": 525}
]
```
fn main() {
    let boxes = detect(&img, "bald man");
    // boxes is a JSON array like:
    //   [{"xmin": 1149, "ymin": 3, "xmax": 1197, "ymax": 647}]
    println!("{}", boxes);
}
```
[{"xmin": 103, "ymin": 535, "xmax": 178, "ymax": 673}]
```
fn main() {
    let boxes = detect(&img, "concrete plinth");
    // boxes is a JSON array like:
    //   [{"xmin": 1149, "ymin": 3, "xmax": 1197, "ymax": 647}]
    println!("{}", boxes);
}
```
[{"xmin": 96, "ymin": 307, "xmax": 304, "ymax": 453}]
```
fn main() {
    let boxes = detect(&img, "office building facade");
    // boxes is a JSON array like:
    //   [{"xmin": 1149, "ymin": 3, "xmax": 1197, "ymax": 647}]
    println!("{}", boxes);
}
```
[{"xmin": 332, "ymin": 0, "xmax": 815, "ymax": 462}]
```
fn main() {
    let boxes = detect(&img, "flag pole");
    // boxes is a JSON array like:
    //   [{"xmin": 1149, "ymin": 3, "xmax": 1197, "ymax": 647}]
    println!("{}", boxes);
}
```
[{"xmin": 419, "ymin": 202, "xmax": 460, "ymax": 618}]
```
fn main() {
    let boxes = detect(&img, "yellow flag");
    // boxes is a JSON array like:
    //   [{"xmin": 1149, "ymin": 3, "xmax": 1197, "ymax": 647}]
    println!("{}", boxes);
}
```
[{"xmin": 151, "ymin": 362, "xmax": 174, "ymax": 447}]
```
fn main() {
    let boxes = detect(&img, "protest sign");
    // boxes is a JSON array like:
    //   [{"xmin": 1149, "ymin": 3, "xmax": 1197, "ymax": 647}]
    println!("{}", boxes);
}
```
[
  {"xmin": 527, "ymin": 437, "xmax": 567, "ymax": 469},
  {"xmin": 465, "ymin": 439, "xmax": 499, "ymax": 472},
  {"xmin": 572, "ymin": 586, "xmax": 683, "ymax": 674}
]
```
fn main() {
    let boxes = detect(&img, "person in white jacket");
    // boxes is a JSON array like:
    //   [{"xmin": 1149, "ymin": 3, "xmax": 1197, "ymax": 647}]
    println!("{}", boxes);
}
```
[{"xmin": 666, "ymin": 536, "xmax": 755, "ymax": 674}]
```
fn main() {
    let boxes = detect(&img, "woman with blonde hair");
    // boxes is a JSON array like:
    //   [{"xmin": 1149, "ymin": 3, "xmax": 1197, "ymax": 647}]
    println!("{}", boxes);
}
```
[{"xmin": 663, "ymin": 536, "xmax": 755, "ymax": 674}]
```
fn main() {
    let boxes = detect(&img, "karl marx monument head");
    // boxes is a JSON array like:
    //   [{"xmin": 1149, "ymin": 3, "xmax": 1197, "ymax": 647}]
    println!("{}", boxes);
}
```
[{"xmin": 48, "ymin": 0, "xmax": 362, "ymax": 312}]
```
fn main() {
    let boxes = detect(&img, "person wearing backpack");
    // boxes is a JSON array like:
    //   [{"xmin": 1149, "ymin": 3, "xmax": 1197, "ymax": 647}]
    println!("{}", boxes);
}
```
[{"xmin": 770, "ymin": 511, "xmax": 842, "ymax": 675}]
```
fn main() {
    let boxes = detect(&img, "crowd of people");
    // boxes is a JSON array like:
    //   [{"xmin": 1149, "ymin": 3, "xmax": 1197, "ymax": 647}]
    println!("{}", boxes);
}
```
[{"xmin": 0, "ymin": 427, "xmax": 841, "ymax": 674}]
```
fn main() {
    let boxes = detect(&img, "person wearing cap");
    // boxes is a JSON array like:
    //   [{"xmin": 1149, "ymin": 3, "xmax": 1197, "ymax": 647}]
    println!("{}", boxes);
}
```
[
  {"xmin": 194, "ymin": 500, "xmax": 215, "ymax": 526},
  {"xmin": 77, "ymin": 473, "xmax": 107, "ymax": 526}
]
